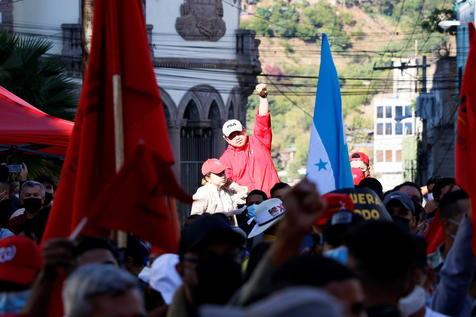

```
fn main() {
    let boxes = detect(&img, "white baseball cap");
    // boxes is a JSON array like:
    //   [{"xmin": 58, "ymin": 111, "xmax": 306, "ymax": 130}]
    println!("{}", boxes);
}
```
[
  {"xmin": 248, "ymin": 198, "xmax": 286, "ymax": 238},
  {"xmin": 222, "ymin": 119, "xmax": 243, "ymax": 137}
]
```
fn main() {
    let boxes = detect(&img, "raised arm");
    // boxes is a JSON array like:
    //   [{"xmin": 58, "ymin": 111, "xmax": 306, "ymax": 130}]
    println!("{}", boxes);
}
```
[
  {"xmin": 256, "ymin": 84, "xmax": 269, "ymax": 116},
  {"xmin": 253, "ymin": 84, "xmax": 272, "ymax": 149}
]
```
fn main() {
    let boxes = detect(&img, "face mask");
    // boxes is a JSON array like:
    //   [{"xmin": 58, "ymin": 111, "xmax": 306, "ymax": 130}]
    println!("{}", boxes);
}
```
[
  {"xmin": 0, "ymin": 290, "xmax": 31, "ymax": 314},
  {"xmin": 246, "ymin": 204, "xmax": 257, "ymax": 219},
  {"xmin": 324, "ymin": 246, "xmax": 349, "ymax": 265},
  {"xmin": 44, "ymin": 192, "xmax": 53, "ymax": 206},
  {"xmin": 194, "ymin": 254, "xmax": 243, "ymax": 305},
  {"xmin": 23, "ymin": 198, "xmax": 42, "ymax": 214},
  {"xmin": 393, "ymin": 216, "xmax": 410, "ymax": 231}
]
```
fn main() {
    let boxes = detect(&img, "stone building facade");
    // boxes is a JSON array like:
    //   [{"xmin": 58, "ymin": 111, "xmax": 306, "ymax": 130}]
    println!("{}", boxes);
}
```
[{"xmin": 5, "ymin": 0, "xmax": 261, "ymax": 206}]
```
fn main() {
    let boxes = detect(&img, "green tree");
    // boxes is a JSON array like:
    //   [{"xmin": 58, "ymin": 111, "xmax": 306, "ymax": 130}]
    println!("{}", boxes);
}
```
[{"xmin": 0, "ymin": 32, "xmax": 76, "ymax": 119}]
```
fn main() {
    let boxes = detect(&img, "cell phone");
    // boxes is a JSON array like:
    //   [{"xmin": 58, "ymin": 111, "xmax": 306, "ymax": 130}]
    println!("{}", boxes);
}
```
[{"xmin": 7, "ymin": 164, "xmax": 22, "ymax": 173}]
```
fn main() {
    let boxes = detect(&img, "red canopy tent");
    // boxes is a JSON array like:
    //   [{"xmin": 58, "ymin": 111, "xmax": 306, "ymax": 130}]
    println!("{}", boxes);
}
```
[{"xmin": 0, "ymin": 86, "xmax": 73, "ymax": 158}]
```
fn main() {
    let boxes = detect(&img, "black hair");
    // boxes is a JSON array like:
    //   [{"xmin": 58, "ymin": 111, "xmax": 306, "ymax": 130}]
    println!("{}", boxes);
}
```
[
  {"xmin": 272, "ymin": 254, "xmax": 355, "ymax": 290},
  {"xmin": 439, "ymin": 190, "xmax": 469, "ymax": 220},
  {"xmin": 433, "ymin": 177, "xmax": 456, "ymax": 202},
  {"xmin": 394, "ymin": 182, "xmax": 423, "ymax": 203},
  {"xmin": 426, "ymin": 176, "xmax": 440, "ymax": 188},
  {"xmin": 75, "ymin": 236, "xmax": 120, "ymax": 264},
  {"xmin": 323, "ymin": 213, "xmax": 365, "ymax": 247},
  {"xmin": 358, "ymin": 177, "xmax": 384, "ymax": 199},
  {"xmin": 247, "ymin": 189, "xmax": 268, "ymax": 201},
  {"xmin": 125, "ymin": 235, "xmax": 151, "ymax": 267},
  {"xmin": 346, "ymin": 221, "xmax": 417, "ymax": 287},
  {"xmin": 270, "ymin": 182, "xmax": 291, "ymax": 198}
]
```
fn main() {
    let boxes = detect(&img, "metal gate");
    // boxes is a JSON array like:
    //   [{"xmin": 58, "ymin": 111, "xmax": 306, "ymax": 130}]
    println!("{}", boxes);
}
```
[{"xmin": 179, "ymin": 126, "xmax": 213, "ymax": 220}]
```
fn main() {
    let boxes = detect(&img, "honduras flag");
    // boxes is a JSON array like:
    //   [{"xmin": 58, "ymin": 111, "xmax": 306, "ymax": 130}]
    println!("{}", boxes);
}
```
[{"xmin": 306, "ymin": 34, "xmax": 353, "ymax": 193}]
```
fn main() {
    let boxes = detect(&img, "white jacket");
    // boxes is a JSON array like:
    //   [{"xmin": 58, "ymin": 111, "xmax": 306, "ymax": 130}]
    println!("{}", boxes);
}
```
[{"xmin": 191, "ymin": 182, "xmax": 247, "ymax": 215}]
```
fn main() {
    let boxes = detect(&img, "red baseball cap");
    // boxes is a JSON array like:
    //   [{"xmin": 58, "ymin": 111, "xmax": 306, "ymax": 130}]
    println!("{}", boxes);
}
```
[
  {"xmin": 0, "ymin": 236, "xmax": 42, "ymax": 286},
  {"xmin": 315, "ymin": 193, "xmax": 355, "ymax": 227},
  {"xmin": 201, "ymin": 159, "xmax": 226, "ymax": 176},
  {"xmin": 350, "ymin": 152, "xmax": 370, "ymax": 166}
]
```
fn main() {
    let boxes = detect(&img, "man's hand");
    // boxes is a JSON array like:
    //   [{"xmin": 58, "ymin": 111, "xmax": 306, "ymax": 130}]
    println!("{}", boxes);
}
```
[
  {"xmin": 19, "ymin": 162, "xmax": 28, "ymax": 181},
  {"xmin": 255, "ymin": 83, "xmax": 268, "ymax": 98},
  {"xmin": 269, "ymin": 178, "xmax": 325, "ymax": 266},
  {"xmin": 280, "ymin": 178, "xmax": 325, "ymax": 237}
]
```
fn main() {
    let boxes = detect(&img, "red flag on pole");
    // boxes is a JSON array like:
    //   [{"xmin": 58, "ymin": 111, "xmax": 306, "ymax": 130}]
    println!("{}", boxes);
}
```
[
  {"xmin": 89, "ymin": 144, "xmax": 191, "ymax": 253},
  {"xmin": 42, "ymin": 0, "xmax": 180, "ymax": 241},
  {"xmin": 456, "ymin": 23, "xmax": 476, "ymax": 253}
]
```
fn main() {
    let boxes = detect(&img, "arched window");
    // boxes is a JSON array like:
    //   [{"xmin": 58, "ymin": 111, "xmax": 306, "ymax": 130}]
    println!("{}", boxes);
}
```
[
  {"xmin": 228, "ymin": 101, "xmax": 235, "ymax": 119},
  {"xmin": 183, "ymin": 100, "xmax": 199, "ymax": 120}
]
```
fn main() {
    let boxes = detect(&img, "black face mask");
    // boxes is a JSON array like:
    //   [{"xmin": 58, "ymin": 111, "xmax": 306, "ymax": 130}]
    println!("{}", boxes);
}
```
[
  {"xmin": 23, "ymin": 198, "xmax": 42, "ymax": 214},
  {"xmin": 194, "ymin": 254, "xmax": 243, "ymax": 306},
  {"xmin": 44, "ymin": 193, "xmax": 53, "ymax": 206},
  {"xmin": 392, "ymin": 216, "xmax": 410, "ymax": 231}
]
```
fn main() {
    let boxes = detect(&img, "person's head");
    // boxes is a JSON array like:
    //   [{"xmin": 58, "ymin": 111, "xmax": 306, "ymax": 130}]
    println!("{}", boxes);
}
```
[
  {"xmin": 270, "ymin": 182, "xmax": 291, "ymax": 200},
  {"xmin": 139, "ymin": 254, "xmax": 182, "ymax": 306},
  {"xmin": 201, "ymin": 159, "xmax": 227, "ymax": 188},
  {"xmin": 75, "ymin": 236, "xmax": 120, "ymax": 267},
  {"xmin": 35, "ymin": 175, "xmax": 56, "ymax": 205},
  {"xmin": 248, "ymin": 198, "xmax": 286, "ymax": 239},
  {"xmin": 426, "ymin": 176, "xmax": 440, "ymax": 194},
  {"xmin": 0, "ymin": 236, "xmax": 42, "ymax": 314},
  {"xmin": 177, "ymin": 214, "xmax": 245, "ymax": 306},
  {"xmin": 222, "ymin": 119, "xmax": 248, "ymax": 148},
  {"xmin": 9, "ymin": 181, "xmax": 20, "ymax": 196},
  {"xmin": 0, "ymin": 182, "xmax": 8, "ymax": 201},
  {"xmin": 350, "ymin": 152, "xmax": 370, "ymax": 179},
  {"xmin": 432, "ymin": 177, "xmax": 458, "ymax": 202},
  {"xmin": 20, "ymin": 181, "xmax": 45, "ymax": 215},
  {"xmin": 394, "ymin": 182, "xmax": 423, "ymax": 207},
  {"xmin": 124, "ymin": 235, "xmax": 151, "ymax": 276},
  {"xmin": 357, "ymin": 178, "xmax": 383, "ymax": 199},
  {"xmin": 323, "ymin": 211, "xmax": 365, "ymax": 251},
  {"xmin": 439, "ymin": 190, "xmax": 469, "ymax": 252},
  {"xmin": 273, "ymin": 255, "xmax": 365, "ymax": 317},
  {"xmin": 246, "ymin": 189, "xmax": 267, "ymax": 206},
  {"xmin": 201, "ymin": 287, "xmax": 344, "ymax": 317},
  {"xmin": 383, "ymin": 192, "xmax": 417, "ymax": 232},
  {"xmin": 63, "ymin": 264, "xmax": 145, "ymax": 317},
  {"xmin": 346, "ymin": 221, "xmax": 417, "ymax": 305}
]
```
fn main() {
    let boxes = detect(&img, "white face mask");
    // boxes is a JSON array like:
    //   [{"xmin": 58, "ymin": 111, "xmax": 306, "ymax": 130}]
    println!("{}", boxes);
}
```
[
  {"xmin": 398, "ymin": 286, "xmax": 428, "ymax": 317},
  {"xmin": 0, "ymin": 290, "xmax": 31, "ymax": 314}
]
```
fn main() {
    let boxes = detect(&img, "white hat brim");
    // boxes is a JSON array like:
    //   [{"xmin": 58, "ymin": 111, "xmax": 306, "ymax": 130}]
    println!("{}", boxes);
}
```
[{"xmin": 247, "ymin": 215, "xmax": 284, "ymax": 239}]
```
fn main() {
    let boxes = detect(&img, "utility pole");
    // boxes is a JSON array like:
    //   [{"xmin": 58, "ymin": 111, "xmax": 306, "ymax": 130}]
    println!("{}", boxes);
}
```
[{"xmin": 373, "ymin": 56, "xmax": 428, "ymax": 93}]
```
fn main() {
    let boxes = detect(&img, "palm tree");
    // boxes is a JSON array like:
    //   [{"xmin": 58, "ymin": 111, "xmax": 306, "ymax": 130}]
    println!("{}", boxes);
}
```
[{"xmin": 0, "ymin": 31, "xmax": 76, "ymax": 119}]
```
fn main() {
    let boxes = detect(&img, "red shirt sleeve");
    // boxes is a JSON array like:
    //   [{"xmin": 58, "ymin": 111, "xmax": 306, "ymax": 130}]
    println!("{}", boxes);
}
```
[
  {"xmin": 253, "ymin": 113, "xmax": 272, "ymax": 150},
  {"xmin": 219, "ymin": 152, "xmax": 234, "ymax": 180}
]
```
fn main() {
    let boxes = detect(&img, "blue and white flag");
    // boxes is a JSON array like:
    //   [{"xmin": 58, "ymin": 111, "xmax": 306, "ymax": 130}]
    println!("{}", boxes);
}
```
[{"xmin": 306, "ymin": 34, "xmax": 353, "ymax": 193}]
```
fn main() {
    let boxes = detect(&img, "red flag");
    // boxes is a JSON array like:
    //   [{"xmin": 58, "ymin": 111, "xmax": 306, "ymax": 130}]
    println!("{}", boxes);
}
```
[
  {"xmin": 42, "ymin": 0, "xmax": 177, "ymax": 241},
  {"xmin": 89, "ymin": 144, "xmax": 191, "ymax": 253},
  {"xmin": 456, "ymin": 23, "xmax": 476, "ymax": 253}
]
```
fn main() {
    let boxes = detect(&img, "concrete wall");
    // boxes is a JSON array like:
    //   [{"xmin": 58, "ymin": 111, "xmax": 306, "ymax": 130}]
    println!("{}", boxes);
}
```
[
  {"xmin": 13, "ymin": 0, "xmax": 80, "ymax": 54},
  {"xmin": 146, "ymin": 0, "xmax": 240, "ymax": 60}
]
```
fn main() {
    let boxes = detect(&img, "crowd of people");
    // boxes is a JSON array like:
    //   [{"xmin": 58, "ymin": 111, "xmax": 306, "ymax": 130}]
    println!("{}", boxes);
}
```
[{"xmin": 0, "ymin": 84, "xmax": 473, "ymax": 317}]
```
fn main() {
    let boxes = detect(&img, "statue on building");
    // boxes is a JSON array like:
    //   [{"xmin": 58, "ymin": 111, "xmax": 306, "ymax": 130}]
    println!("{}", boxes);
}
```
[{"xmin": 176, "ymin": 0, "xmax": 226, "ymax": 41}]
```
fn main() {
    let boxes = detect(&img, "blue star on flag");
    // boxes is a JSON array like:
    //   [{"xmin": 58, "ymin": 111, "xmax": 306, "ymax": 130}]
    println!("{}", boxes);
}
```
[{"xmin": 315, "ymin": 159, "xmax": 328, "ymax": 171}]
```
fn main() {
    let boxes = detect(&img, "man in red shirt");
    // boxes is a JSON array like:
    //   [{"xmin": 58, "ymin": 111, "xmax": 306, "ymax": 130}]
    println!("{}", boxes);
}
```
[{"xmin": 220, "ymin": 84, "xmax": 280, "ymax": 197}]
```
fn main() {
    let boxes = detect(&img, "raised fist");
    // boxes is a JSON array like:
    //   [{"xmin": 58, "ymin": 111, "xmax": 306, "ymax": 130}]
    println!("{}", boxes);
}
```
[{"xmin": 255, "ymin": 83, "xmax": 268, "ymax": 98}]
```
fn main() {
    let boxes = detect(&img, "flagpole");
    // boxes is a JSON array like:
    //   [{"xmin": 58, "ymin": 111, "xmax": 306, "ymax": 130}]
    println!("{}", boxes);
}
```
[{"xmin": 113, "ymin": 74, "xmax": 127, "ymax": 248}]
